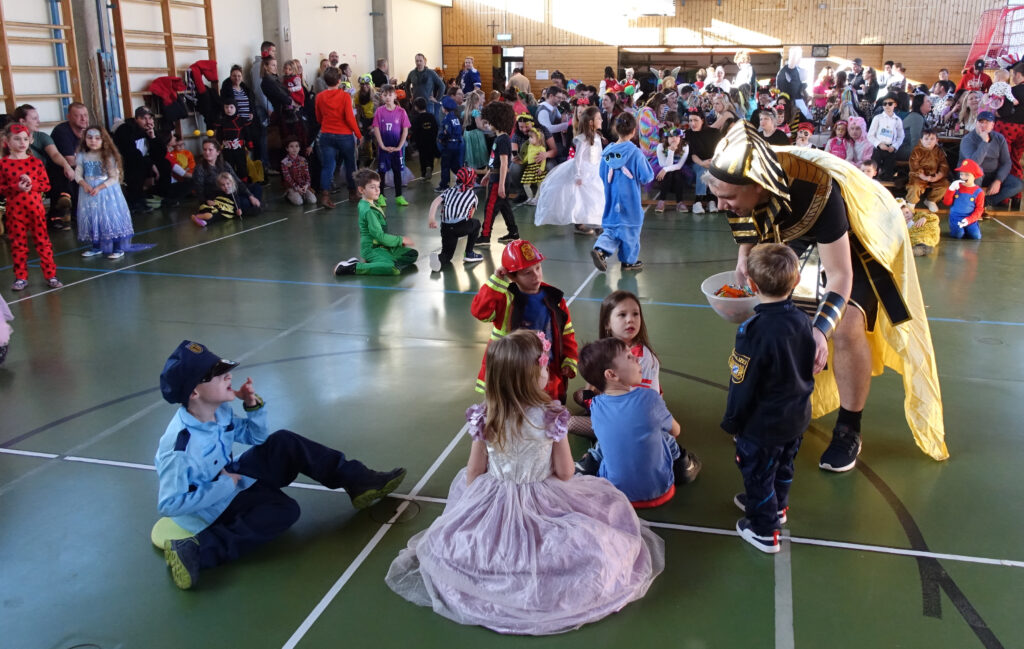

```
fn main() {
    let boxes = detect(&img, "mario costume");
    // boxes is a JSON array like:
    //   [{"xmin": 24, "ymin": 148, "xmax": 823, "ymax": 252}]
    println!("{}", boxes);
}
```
[
  {"xmin": 943, "ymin": 159, "xmax": 985, "ymax": 240},
  {"xmin": 471, "ymin": 240, "xmax": 579, "ymax": 403},
  {"xmin": 155, "ymin": 340, "xmax": 406, "ymax": 589},
  {"xmin": 592, "ymin": 140, "xmax": 654, "ymax": 270}
]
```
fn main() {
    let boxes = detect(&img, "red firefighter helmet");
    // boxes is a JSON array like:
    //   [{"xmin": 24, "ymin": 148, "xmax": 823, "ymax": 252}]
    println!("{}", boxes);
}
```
[{"xmin": 501, "ymin": 239, "xmax": 545, "ymax": 273}]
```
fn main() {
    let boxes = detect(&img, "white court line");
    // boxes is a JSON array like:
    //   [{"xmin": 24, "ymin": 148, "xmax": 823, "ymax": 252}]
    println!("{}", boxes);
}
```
[
  {"xmin": 0, "ymin": 448, "xmax": 59, "ymax": 459},
  {"xmin": 9, "ymin": 217, "xmax": 289, "ymax": 304},
  {"xmin": 775, "ymin": 532, "xmax": 795, "ymax": 649},
  {"xmin": 991, "ymin": 217, "xmax": 1024, "ymax": 240}
]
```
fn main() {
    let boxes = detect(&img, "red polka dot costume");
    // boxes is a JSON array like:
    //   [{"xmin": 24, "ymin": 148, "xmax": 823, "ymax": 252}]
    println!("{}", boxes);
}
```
[{"xmin": 1, "ymin": 154, "xmax": 57, "ymax": 282}]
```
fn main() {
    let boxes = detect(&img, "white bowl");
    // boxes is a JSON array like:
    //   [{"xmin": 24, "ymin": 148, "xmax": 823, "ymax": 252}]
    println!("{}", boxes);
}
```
[{"xmin": 701, "ymin": 271, "xmax": 759, "ymax": 324}]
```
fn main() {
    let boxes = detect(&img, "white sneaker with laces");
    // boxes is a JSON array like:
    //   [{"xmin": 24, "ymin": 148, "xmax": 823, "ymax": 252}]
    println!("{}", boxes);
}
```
[
  {"xmin": 708, "ymin": 200, "xmax": 718, "ymax": 212},
  {"xmin": 692, "ymin": 202, "xmax": 705, "ymax": 214},
  {"xmin": 429, "ymin": 249, "xmax": 442, "ymax": 272},
  {"xmin": 923, "ymin": 200, "xmax": 939, "ymax": 213}
]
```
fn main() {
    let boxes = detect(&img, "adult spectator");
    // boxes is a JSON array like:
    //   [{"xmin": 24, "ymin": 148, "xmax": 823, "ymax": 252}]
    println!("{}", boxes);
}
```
[
  {"xmin": 456, "ymin": 57, "xmax": 482, "ymax": 94},
  {"xmin": 957, "ymin": 59, "xmax": 993, "ymax": 93},
  {"xmin": 113, "ymin": 106, "xmax": 169, "ymax": 213},
  {"xmin": 371, "ymin": 58, "xmax": 389, "ymax": 89},
  {"xmin": 848, "ymin": 58, "xmax": 865, "ymax": 100},
  {"xmin": 509, "ymin": 114, "xmax": 555, "ymax": 201},
  {"xmin": 897, "ymin": 93, "xmax": 931, "ymax": 160},
  {"xmin": 339, "ymin": 63, "xmax": 352, "ymax": 85},
  {"xmin": 933, "ymin": 68, "xmax": 956, "ymax": 96},
  {"xmin": 877, "ymin": 61, "xmax": 894, "ymax": 87},
  {"xmin": 857, "ymin": 68, "xmax": 879, "ymax": 116},
  {"xmin": 777, "ymin": 46, "xmax": 812, "ymax": 119},
  {"xmin": 48, "ymin": 101, "xmax": 89, "ymax": 227},
  {"xmin": 507, "ymin": 67, "xmax": 530, "ymax": 94},
  {"xmin": 221, "ymin": 64, "xmax": 256, "ymax": 125},
  {"xmin": 536, "ymin": 86, "xmax": 569, "ymax": 162},
  {"xmin": 959, "ymin": 111, "xmax": 1024, "ymax": 206},
  {"xmin": 314, "ymin": 66, "xmax": 362, "ymax": 207},
  {"xmin": 329, "ymin": 51, "xmax": 340, "ymax": 68},
  {"xmin": 757, "ymin": 109, "xmax": 790, "ymax": 145},
  {"xmin": 249, "ymin": 41, "xmax": 275, "ymax": 172},
  {"xmin": 406, "ymin": 53, "xmax": 445, "ymax": 123},
  {"xmin": 994, "ymin": 60, "xmax": 1024, "ymax": 183},
  {"xmin": 313, "ymin": 59, "xmax": 331, "ymax": 93}
]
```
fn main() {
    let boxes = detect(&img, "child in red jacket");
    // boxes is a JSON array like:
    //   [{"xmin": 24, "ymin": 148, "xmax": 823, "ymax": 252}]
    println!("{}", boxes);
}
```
[{"xmin": 470, "ymin": 240, "xmax": 578, "ymax": 403}]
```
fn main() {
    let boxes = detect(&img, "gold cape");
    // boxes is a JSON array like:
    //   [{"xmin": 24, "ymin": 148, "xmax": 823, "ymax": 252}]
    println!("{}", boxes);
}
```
[{"xmin": 779, "ymin": 147, "xmax": 949, "ymax": 461}]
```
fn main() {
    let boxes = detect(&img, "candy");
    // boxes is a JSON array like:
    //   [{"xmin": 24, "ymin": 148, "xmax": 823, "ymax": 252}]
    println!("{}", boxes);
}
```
[{"xmin": 715, "ymin": 284, "xmax": 754, "ymax": 298}]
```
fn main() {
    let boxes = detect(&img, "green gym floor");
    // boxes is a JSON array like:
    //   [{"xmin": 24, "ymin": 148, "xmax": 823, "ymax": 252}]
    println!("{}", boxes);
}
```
[{"xmin": 2, "ymin": 165, "xmax": 1022, "ymax": 649}]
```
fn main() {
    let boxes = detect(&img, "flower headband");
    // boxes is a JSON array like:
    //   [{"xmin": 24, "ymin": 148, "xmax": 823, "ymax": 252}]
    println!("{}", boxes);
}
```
[
  {"xmin": 576, "ymin": 97, "xmax": 590, "ymax": 107},
  {"xmin": 535, "ymin": 331, "xmax": 551, "ymax": 367},
  {"xmin": 8, "ymin": 124, "xmax": 29, "ymax": 136}
]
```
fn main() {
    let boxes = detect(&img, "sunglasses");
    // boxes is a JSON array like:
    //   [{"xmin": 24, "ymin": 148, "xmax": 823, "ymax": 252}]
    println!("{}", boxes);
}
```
[
  {"xmin": 664, "ymin": 128, "xmax": 683, "ymax": 137},
  {"xmin": 883, "ymin": 102, "xmax": 896, "ymax": 106}
]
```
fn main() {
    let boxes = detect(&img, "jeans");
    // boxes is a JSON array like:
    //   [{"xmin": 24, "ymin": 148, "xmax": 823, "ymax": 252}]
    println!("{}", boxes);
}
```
[
  {"xmin": 688, "ymin": 161, "xmax": 708, "ymax": 198},
  {"xmin": 982, "ymin": 172, "xmax": 1024, "ymax": 206},
  {"xmin": 318, "ymin": 132, "xmax": 357, "ymax": 191},
  {"xmin": 735, "ymin": 435, "xmax": 802, "ymax": 534}
]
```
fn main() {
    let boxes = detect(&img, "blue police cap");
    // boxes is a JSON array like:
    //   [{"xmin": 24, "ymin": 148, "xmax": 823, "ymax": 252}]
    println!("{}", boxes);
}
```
[
  {"xmin": 160, "ymin": 340, "xmax": 238, "ymax": 405},
  {"xmin": 442, "ymin": 95, "xmax": 459, "ymax": 111}
]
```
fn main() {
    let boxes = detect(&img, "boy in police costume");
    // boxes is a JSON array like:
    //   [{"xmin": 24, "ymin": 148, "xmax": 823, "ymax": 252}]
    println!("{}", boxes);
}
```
[
  {"xmin": 156, "ymin": 340, "xmax": 406, "ymax": 589},
  {"xmin": 722, "ymin": 244, "xmax": 815, "ymax": 553}
]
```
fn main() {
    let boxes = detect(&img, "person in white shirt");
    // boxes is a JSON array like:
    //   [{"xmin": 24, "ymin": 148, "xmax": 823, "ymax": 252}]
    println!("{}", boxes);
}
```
[
  {"xmin": 868, "ymin": 96, "xmax": 905, "ymax": 179},
  {"xmin": 537, "ymin": 86, "xmax": 570, "ymax": 162}
]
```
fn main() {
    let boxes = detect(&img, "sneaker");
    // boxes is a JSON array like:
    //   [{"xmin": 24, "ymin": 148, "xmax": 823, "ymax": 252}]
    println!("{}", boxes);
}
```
[
  {"xmin": 655, "ymin": 200, "xmax": 665, "ymax": 213},
  {"xmin": 47, "ymin": 278, "xmax": 63, "ymax": 289},
  {"xmin": 434, "ymin": 185, "xmax": 447, "ymax": 193},
  {"xmin": 923, "ymin": 200, "xmax": 939, "ymax": 213},
  {"xmin": 475, "ymin": 237, "xmax": 491, "ymax": 248},
  {"xmin": 591, "ymin": 248, "xmax": 609, "ymax": 272},
  {"xmin": 375, "ymin": 195, "xmax": 387, "ymax": 208},
  {"xmin": 526, "ymin": 196, "xmax": 538, "ymax": 206},
  {"xmin": 736, "ymin": 518, "xmax": 780, "ymax": 554},
  {"xmin": 708, "ymin": 200, "xmax": 718, "ymax": 212},
  {"xmin": 191, "ymin": 214, "xmax": 207, "ymax": 228},
  {"xmin": 81, "ymin": 249, "xmax": 103, "ymax": 258},
  {"xmin": 819, "ymin": 424, "xmax": 862, "ymax": 472},
  {"xmin": 677, "ymin": 202, "xmax": 689, "ymax": 213},
  {"xmin": 429, "ymin": 249, "xmax": 442, "ymax": 272},
  {"xmin": 395, "ymin": 196, "xmax": 409, "ymax": 207},
  {"xmin": 574, "ymin": 452, "xmax": 600, "ymax": 476},
  {"xmin": 0, "ymin": 343, "xmax": 8, "ymax": 365},
  {"xmin": 11, "ymin": 279, "xmax": 28, "ymax": 292},
  {"xmin": 333, "ymin": 258, "xmax": 359, "ymax": 276},
  {"xmin": 349, "ymin": 467, "xmax": 407, "ymax": 509},
  {"xmin": 621, "ymin": 260, "xmax": 644, "ymax": 271},
  {"xmin": 106, "ymin": 251, "xmax": 125, "ymax": 260},
  {"xmin": 574, "ymin": 224, "xmax": 594, "ymax": 235},
  {"xmin": 497, "ymin": 232, "xmax": 520, "ymax": 243},
  {"xmin": 913, "ymin": 243, "xmax": 932, "ymax": 257},
  {"xmin": 692, "ymin": 201, "xmax": 706, "ymax": 214},
  {"xmin": 164, "ymin": 537, "xmax": 201, "ymax": 589},
  {"xmin": 422, "ymin": 166, "xmax": 432, "ymax": 179},
  {"xmin": 734, "ymin": 493, "xmax": 788, "ymax": 524},
  {"xmin": 512, "ymin": 192, "xmax": 528, "ymax": 205},
  {"xmin": 673, "ymin": 450, "xmax": 702, "ymax": 484},
  {"xmin": 463, "ymin": 252, "xmax": 484, "ymax": 264}
]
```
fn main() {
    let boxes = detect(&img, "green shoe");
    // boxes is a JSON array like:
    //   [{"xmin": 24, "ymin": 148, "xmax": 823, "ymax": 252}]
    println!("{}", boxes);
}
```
[
  {"xmin": 375, "ymin": 195, "xmax": 387, "ymax": 208},
  {"xmin": 395, "ymin": 196, "xmax": 409, "ymax": 206},
  {"xmin": 164, "ymin": 537, "xmax": 200, "ymax": 590},
  {"xmin": 350, "ymin": 468, "xmax": 407, "ymax": 509}
]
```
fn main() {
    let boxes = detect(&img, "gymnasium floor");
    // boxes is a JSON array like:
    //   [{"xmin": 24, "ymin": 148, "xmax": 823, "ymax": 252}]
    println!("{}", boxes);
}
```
[{"xmin": 1, "ymin": 167, "xmax": 1022, "ymax": 649}]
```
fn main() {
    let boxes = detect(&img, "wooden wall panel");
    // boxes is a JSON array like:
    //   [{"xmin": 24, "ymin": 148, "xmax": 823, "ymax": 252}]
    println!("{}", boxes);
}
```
[
  {"xmin": 519, "ymin": 46, "xmax": 619, "ymax": 97},
  {"xmin": 441, "ymin": 45, "xmax": 494, "ymax": 90}
]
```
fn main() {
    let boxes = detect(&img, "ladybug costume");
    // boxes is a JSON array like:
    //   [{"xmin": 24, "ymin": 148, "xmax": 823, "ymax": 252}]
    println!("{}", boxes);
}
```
[{"xmin": 2, "ymin": 133, "xmax": 58, "ymax": 285}]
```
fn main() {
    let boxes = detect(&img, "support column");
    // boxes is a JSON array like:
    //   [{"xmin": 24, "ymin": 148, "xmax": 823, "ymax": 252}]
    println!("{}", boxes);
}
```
[{"xmin": 372, "ymin": 0, "xmax": 389, "ymax": 73}]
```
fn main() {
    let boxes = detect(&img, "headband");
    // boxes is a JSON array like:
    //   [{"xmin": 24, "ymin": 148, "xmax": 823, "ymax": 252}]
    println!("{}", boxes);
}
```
[{"xmin": 8, "ymin": 124, "xmax": 29, "ymax": 136}]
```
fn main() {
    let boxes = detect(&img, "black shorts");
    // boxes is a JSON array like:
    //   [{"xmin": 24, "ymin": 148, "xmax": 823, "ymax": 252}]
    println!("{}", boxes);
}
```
[{"xmin": 789, "ymin": 234, "xmax": 879, "ymax": 332}]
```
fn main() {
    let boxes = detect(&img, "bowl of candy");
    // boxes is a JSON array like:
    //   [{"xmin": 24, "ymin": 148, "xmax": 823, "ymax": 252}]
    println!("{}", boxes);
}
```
[{"xmin": 701, "ymin": 271, "xmax": 758, "ymax": 324}]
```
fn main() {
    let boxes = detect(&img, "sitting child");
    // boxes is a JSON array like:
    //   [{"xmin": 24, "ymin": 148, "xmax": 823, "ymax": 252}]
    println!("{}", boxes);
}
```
[
  {"xmin": 859, "ymin": 158, "xmax": 880, "ymax": 181},
  {"xmin": 793, "ymin": 122, "xmax": 814, "ymax": 148},
  {"xmin": 943, "ymin": 159, "xmax": 985, "ymax": 239},
  {"xmin": 722, "ymin": 243, "xmax": 814, "ymax": 554},
  {"xmin": 577, "ymin": 337, "xmax": 696, "ymax": 507},
  {"xmin": 986, "ymin": 68, "xmax": 1017, "ymax": 112},
  {"xmin": 905, "ymin": 128, "xmax": 949, "ymax": 212},
  {"xmin": 191, "ymin": 172, "xmax": 240, "ymax": 227},
  {"xmin": 156, "ymin": 340, "xmax": 406, "ymax": 589},
  {"xmin": 897, "ymin": 198, "xmax": 940, "ymax": 256},
  {"xmin": 280, "ymin": 137, "xmax": 316, "ymax": 206},
  {"xmin": 333, "ymin": 169, "xmax": 418, "ymax": 275},
  {"xmin": 426, "ymin": 166, "xmax": 484, "ymax": 271},
  {"xmin": 471, "ymin": 239, "xmax": 578, "ymax": 403},
  {"xmin": 825, "ymin": 120, "xmax": 852, "ymax": 161}
]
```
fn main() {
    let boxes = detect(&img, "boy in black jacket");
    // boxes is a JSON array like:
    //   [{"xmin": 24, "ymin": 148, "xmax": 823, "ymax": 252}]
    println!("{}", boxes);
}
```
[
  {"xmin": 410, "ymin": 97, "xmax": 439, "ymax": 180},
  {"xmin": 722, "ymin": 243, "xmax": 815, "ymax": 554}
]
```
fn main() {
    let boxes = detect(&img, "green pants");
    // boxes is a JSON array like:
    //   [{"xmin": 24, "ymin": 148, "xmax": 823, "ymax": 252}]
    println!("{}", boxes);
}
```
[{"xmin": 357, "ymin": 246, "xmax": 418, "ymax": 275}]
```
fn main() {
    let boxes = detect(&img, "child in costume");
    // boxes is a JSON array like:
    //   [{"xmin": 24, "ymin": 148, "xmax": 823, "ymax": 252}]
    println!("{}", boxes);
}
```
[
  {"xmin": 193, "ymin": 139, "xmax": 263, "ymax": 218},
  {"xmin": 1, "ymin": 124, "xmax": 61, "ymax": 291},
  {"xmin": 943, "ymin": 159, "xmax": 985, "ymax": 239},
  {"xmin": 385, "ymin": 330, "xmax": 663, "ymax": 635},
  {"xmin": 280, "ymin": 137, "xmax": 317, "ymax": 206},
  {"xmin": 825, "ymin": 120, "xmax": 853, "ymax": 161},
  {"xmin": 216, "ymin": 100, "xmax": 253, "ymax": 182},
  {"xmin": 591, "ymin": 112, "xmax": 654, "ymax": 272},
  {"xmin": 156, "ymin": 339, "xmax": 406, "ymax": 590},
  {"xmin": 191, "ymin": 172, "xmax": 241, "ymax": 227},
  {"xmin": 575, "ymin": 337, "xmax": 700, "ymax": 507},
  {"xmin": 355, "ymin": 75, "xmax": 378, "ymax": 168},
  {"xmin": 793, "ymin": 122, "xmax": 814, "ymax": 148},
  {"xmin": 165, "ymin": 132, "xmax": 195, "ymax": 184},
  {"xmin": 845, "ymin": 116, "xmax": 875, "ymax": 165},
  {"xmin": 471, "ymin": 239, "xmax": 578, "ymax": 403},
  {"xmin": 478, "ymin": 101, "xmax": 519, "ymax": 245},
  {"xmin": 654, "ymin": 125, "xmax": 690, "ymax": 213},
  {"xmin": 410, "ymin": 97, "xmax": 439, "ymax": 180},
  {"xmin": 75, "ymin": 125, "xmax": 155, "ymax": 258},
  {"xmin": 897, "ymin": 199, "xmax": 940, "ymax": 256},
  {"xmin": 333, "ymin": 169, "xmax": 418, "ymax": 276},
  {"xmin": 426, "ymin": 166, "xmax": 484, "ymax": 271},
  {"xmin": 518, "ymin": 126, "xmax": 548, "ymax": 205},
  {"xmin": 373, "ymin": 85, "xmax": 412, "ymax": 207},
  {"xmin": 722, "ymin": 243, "xmax": 815, "ymax": 554},
  {"xmin": 436, "ymin": 96, "xmax": 464, "ymax": 191},
  {"xmin": 905, "ymin": 128, "xmax": 950, "ymax": 213},
  {"xmin": 534, "ymin": 106, "xmax": 605, "ymax": 234},
  {"xmin": 985, "ymin": 69, "xmax": 1017, "ymax": 112}
]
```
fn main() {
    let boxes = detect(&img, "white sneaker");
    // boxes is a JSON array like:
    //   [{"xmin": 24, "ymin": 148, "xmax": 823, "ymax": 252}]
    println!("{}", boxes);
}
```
[
  {"xmin": 106, "ymin": 251, "xmax": 125, "ymax": 260},
  {"xmin": 526, "ymin": 196, "xmax": 538, "ymax": 206},
  {"xmin": 923, "ymin": 200, "xmax": 939, "ymax": 213},
  {"xmin": 81, "ymin": 249, "xmax": 103, "ymax": 258},
  {"xmin": 692, "ymin": 202, "xmax": 705, "ymax": 214},
  {"xmin": 429, "ymin": 249, "xmax": 442, "ymax": 272},
  {"xmin": 708, "ymin": 200, "xmax": 718, "ymax": 212}
]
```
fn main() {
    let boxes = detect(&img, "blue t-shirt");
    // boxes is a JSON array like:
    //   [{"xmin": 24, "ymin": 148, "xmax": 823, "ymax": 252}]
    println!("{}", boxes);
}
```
[
  {"xmin": 590, "ymin": 388, "xmax": 675, "ymax": 502},
  {"xmin": 521, "ymin": 291, "xmax": 552, "ymax": 342}
]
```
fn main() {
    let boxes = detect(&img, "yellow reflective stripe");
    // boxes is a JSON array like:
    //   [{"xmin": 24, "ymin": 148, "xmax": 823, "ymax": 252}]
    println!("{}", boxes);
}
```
[
  {"xmin": 490, "ymin": 330, "xmax": 506, "ymax": 341},
  {"xmin": 562, "ymin": 322, "xmax": 575, "ymax": 334},
  {"xmin": 562, "ymin": 357, "xmax": 579, "ymax": 370},
  {"xmin": 475, "ymin": 378, "xmax": 486, "ymax": 393}
]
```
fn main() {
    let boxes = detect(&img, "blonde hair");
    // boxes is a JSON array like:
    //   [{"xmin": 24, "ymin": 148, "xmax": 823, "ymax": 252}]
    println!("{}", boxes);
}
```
[
  {"xmin": 483, "ymin": 330, "xmax": 555, "ymax": 450},
  {"xmin": 216, "ymin": 171, "xmax": 237, "ymax": 194}
]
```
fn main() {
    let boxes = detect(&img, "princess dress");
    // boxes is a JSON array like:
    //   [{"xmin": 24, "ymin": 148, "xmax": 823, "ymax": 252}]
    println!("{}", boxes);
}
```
[
  {"xmin": 533, "ymin": 135, "xmax": 605, "ymax": 227},
  {"xmin": 386, "ymin": 404, "xmax": 664, "ymax": 635},
  {"xmin": 76, "ymin": 153, "xmax": 154, "ymax": 254}
]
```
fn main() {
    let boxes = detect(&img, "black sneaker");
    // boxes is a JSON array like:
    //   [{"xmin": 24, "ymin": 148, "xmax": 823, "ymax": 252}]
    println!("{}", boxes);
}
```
[
  {"xmin": 734, "ymin": 493, "xmax": 788, "ymax": 524},
  {"xmin": 574, "ymin": 452, "xmax": 600, "ymax": 476},
  {"xmin": 591, "ymin": 248, "xmax": 609, "ymax": 272},
  {"xmin": 621, "ymin": 260, "xmax": 644, "ymax": 271},
  {"xmin": 349, "ymin": 467, "xmax": 407, "ymax": 509},
  {"xmin": 164, "ymin": 537, "xmax": 201, "ymax": 589},
  {"xmin": 333, "ymin": 258, "xmax": 358, "ymax": 276},
  {"xmin": 736, "ymin": 518, "xmax": 780, "ymax": 554},
  {"xmin": 574, "ymin": 224, "xmax": 594, "ymax": 235},
  {"xmin": 819, "ymin": 425, "xmax": 862, "ymax": 472},
  {"xmin": 673, "ymin": 450, "xmax": 702, "ymax": 484},
  {"xmin": 497, "ymin": 232, "xmax": 520, "ymax": 244},
  {"xmin": 434, "ymin": 185, "xmax": 447, "ymax": 193},
  {"xmin": 475, "ymin": 237, "xmax": 491, "ymax": 248}
]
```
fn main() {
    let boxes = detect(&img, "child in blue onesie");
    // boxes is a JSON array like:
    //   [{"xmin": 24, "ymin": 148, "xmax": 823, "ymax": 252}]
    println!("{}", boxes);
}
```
[{"xmin": 591, "ymin": 111, "xmax": 654, "ymax": 272}]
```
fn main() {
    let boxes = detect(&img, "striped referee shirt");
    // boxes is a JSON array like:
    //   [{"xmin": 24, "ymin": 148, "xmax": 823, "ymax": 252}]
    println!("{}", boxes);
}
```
[{"xmin": 439, "ymin": 187, "xmax": 478, "ymax": 224}]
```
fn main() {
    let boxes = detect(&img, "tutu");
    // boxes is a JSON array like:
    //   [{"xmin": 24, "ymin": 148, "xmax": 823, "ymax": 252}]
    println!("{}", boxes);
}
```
[
  {"xmin": 386, "ymin": 404, "xmax": 664, "ymax": 635},
  {"xmin": 463, "ymin": 129, "xmax": 488, "ymax": 169},
  {"xmin": 534, "ymin": 135, "xmax": 605, "ymax": 227}
]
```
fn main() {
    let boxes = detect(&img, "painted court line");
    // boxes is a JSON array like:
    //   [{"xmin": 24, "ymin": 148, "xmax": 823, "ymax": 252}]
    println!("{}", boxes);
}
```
[
  {"xmin": 991, "ymin": 217, "xmax": 1024, "ymax": 240},
  {"xmin": 775, "ymin": 532, "xmax": 795, "ymax": 649}
]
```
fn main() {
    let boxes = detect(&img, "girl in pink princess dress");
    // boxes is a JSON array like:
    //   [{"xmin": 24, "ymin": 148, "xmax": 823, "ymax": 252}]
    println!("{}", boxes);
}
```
[{"xmin": 386, "ymin": 329, "xmax": 664, "ymax": 635}]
